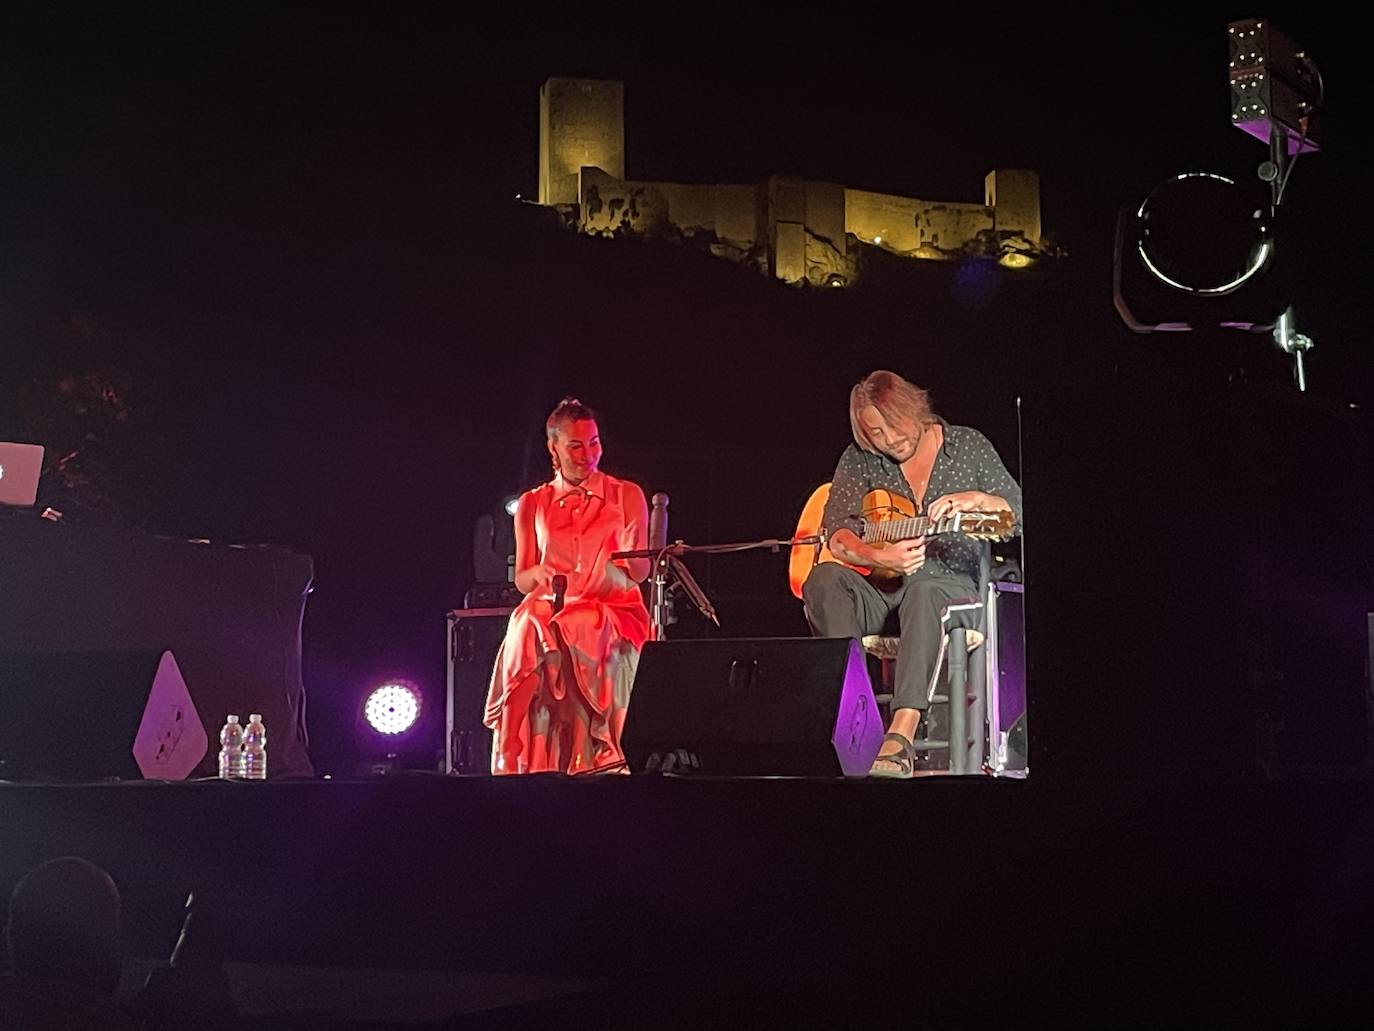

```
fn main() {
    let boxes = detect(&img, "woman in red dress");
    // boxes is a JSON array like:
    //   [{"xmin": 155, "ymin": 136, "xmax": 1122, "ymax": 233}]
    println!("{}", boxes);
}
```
[{"xmin": 483, "ymin": 398, "xmax": 652, "ymax": 774}]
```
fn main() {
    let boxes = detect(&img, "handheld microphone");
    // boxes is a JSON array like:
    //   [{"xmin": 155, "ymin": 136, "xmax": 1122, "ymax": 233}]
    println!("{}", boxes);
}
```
[
  {"xmin": 551, "ymin": 574, "xmax": 567, "ymax": 615},
  {"xmin": 649, "ymin": 492, "xmax": 669, "ymax": 552}
]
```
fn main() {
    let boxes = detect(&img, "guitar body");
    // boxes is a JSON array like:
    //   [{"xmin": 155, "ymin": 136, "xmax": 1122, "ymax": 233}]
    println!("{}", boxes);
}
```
[
  {"xmin": 789, "ymin": 484, "xmax": 1013, "ymax": 600},
  {"xmin": 789, "ymin": 483, "xmax": 854, "ymax": 599},
  {"xmin": 788, "ymin": 485, "xmax": 917, "ymax": 599}
]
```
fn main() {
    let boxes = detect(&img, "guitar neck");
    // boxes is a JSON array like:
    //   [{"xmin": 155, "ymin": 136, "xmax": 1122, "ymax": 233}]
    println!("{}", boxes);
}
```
[{"xmin": 865, "ymin": 513, "xmax": 972, "ymax": 541}]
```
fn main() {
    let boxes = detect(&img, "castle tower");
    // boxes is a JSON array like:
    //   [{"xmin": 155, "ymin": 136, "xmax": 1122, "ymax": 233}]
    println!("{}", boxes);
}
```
[
  {"xmin": 538, "ymin": 78, "xmax": 625, "ymax": 206},
  {"xmin": 985, "ymin": 169, "xmax": 1042, "ymax": 245}
]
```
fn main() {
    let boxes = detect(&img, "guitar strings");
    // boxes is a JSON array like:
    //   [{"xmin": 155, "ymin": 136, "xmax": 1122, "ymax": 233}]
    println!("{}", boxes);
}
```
[{"xmin": 863, "ymin": 511, "xmax": 1008, "ymax": 542}]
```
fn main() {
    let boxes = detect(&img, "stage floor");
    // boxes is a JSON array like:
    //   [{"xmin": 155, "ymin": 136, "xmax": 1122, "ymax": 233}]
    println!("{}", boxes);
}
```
[{"xmin": 3, "ymin": 773, "xmax": 1370, "ymax": 1025}]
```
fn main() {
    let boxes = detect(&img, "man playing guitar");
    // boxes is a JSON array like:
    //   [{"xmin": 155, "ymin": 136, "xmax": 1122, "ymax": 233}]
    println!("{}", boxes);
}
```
[{"xmin": 801, "ymin": 370, "xmax": 1022, "ymax": 777}]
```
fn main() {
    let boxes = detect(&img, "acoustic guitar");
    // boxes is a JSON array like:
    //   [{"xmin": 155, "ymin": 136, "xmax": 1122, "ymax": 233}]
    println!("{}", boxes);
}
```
[{"xmin": 788, "ymin": 483, "xmax": 1014, "ymax": 599}]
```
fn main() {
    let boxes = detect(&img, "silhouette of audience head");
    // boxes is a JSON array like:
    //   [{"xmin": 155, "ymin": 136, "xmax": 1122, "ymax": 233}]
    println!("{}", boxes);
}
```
[{"xmin": 4, "ymin": 856, "xmax": 122, "ymax": 995}]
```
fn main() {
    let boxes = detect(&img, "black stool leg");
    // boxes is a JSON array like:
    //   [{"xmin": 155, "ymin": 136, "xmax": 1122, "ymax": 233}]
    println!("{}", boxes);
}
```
[
  {"xmin": 947, "ymin": 629, "xmax": 969, "ymax": 775},
  {"xmin": 967, "ymin": 636, "xmax": 987, "ymax": 773}
]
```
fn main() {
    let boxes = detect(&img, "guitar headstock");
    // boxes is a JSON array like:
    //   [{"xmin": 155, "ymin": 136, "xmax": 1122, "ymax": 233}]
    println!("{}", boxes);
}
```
[{"xmin": 956, "ymin": 510, "xmax": 1015, "ymax": 540}]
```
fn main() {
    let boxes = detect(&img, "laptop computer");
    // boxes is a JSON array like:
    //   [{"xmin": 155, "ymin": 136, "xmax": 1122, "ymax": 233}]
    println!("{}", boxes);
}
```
[{"xmin": 0, "ymin": 442, "xmax": 45, "ymax": 507}]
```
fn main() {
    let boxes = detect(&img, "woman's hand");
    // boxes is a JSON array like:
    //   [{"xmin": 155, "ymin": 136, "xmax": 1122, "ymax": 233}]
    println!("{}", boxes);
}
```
[{"xmin": 516, "ymin": 562, "xmax": 558, "ymax": 596}]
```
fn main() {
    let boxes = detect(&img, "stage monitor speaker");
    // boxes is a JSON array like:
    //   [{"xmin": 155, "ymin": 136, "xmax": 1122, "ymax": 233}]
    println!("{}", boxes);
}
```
[
  {"xmin": 0, "ymin": 650, "xmax": 208, "ymax": 781},
  {"xmin": 622, "ymin": 637, "xmax": 883, "ymax": 777},
  {"xmin": 445, "ymin": 608, "xmax": 512, "ymax": 774}
]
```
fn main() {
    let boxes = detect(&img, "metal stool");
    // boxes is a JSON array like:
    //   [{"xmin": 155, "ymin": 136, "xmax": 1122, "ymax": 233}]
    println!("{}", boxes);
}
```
[{"xmin": 861, "ymin": 617, "xmax": 985, "ymax": 772}]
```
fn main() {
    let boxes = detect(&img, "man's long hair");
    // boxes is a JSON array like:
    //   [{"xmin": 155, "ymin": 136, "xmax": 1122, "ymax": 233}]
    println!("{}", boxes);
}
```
[{"xmin": 847, "ymin": 371, "xmax": 935, "ymax": 453}]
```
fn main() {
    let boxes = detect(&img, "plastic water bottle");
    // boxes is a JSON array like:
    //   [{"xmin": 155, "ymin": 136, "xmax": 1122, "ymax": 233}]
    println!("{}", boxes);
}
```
[
  {"xmin": 241, "ymin": 713, "xmax": 267, "ymax": 780},
  {"xmin": 217, "ymin": 715, "xmax": 243, "ymax": 779}
]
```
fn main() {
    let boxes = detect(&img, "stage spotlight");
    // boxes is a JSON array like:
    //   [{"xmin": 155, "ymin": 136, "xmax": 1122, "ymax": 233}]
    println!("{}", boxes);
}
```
[
  {"xmin": 1113, "ymin": 172, "xmax": 1284, "ymax": 334},
  {"xmin": 1228, "ymin": 18, "xmax": 1322, "ymax": 156},
  {"xmin": 1115, "ymin": 18, "xmax": 1321, "ymax": 389},
  {"xmin": 350, "ymin": 675, "xmax": 442, "ymax": 777},
  {"xmin": 469, "ymin": 494, "xmax": 521, "ymax": 606},
  {"xmin": 1136, "ymin": 173, "xmax": 1271, "ymax": 295},
  {"xmin": 363, "ymin": 680, "xmax": 422, "ymax": 736}
]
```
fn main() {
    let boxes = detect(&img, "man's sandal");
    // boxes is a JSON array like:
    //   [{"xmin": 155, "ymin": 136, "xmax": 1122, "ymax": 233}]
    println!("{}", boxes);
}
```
[{"xmin": 869, "ymin": 732, "xmax": 917, "ymax": 779}]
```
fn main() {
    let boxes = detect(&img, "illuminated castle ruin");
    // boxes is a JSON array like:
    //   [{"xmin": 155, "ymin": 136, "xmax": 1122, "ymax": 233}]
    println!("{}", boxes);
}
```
[{"xmin": 537, "ymin": 77, "xmax": 1048, "ymax": 287}]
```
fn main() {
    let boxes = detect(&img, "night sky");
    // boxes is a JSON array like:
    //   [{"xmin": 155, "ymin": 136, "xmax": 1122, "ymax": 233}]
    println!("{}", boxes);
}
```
[{"xmin": 3, "ymin": 6, "xmax": 1369, "ymax": 772}]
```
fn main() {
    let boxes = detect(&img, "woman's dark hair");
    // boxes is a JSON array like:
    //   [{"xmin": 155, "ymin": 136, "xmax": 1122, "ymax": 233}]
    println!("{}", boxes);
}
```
[{"xmin": 545, "ymin": 396, "xmax": 596, "ymax": 441}]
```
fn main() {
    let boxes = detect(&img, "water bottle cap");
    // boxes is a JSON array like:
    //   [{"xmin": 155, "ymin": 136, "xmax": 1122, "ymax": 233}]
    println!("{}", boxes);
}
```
[
  {"xmin": 249, "ymin": 714, "xmax": 263, "ymax": 722},
  {"xmin": 225, "ymin": 715, "xmax": 240, "ymax": 723}
]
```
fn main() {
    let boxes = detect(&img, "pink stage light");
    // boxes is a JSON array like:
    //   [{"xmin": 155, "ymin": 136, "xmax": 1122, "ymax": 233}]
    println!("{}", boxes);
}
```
[{"xmin": 363, "ymin": 681, "xmax": 421, "ymax": 735}]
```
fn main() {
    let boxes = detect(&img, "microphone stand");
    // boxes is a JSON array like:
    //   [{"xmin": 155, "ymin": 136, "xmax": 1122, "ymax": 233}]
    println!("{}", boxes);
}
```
[
  {"xmin": 649, "ymin": 549, "xmax": 674, "ymax": 641},
  {"xmin": 614, "ymin": 533, "xmax": 825, "ymax": 640}
]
